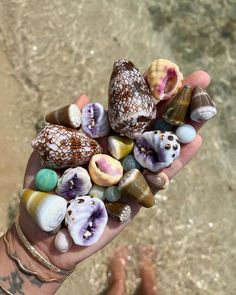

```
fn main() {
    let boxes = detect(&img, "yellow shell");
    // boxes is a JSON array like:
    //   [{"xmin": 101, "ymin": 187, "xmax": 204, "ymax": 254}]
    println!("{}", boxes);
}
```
[
  {"xmin": 88, "ymin": 154, "xmax": 123, "ymax": 186},
  {"xmin": 20, "ymin": 189, "xmax": 67, "ymax": 232},
  {"xmin": 108, "ymin": 135, "xmax": 134, "ymax": 160},
  {"xmin": 147, "ymin": 59, "xmax": 183, "ymax": 101}
]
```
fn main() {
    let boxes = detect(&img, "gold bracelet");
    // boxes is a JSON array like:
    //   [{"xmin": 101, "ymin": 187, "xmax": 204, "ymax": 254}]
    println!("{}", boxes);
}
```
[
  {"xmin": 15, "ymin": 219, "xmax": 74, "ymax": 276},
  {"xmin": 0, "ymin": 282, "xmax": 13, "ymax": 295},
  {"xmin": 3, "ymin": 233, "xmax": 67, "ymax": 283}
]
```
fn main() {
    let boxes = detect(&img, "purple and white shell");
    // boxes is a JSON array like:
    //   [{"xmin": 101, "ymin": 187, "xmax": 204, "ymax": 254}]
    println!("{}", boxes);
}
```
[
  {"xmin": 32, "ymin": 125, "xmax": 103, "ymax": 169},
  {"xmin": 108, "ymin": 58, "xmax": 157, "ymax": 139},
  {"xmin": 56, "ymin": 167, "xmax": 92, "ymax": 199},
  {"xmin": 65, "ymin": 196, "xmax": 108, "ymax": 246},
  {"xmin": 134, "ymin": 130, "xmax": 181, "ymax": 172},
  {"xmin": 81, "ymin": 103, "xmax": 110, "ymax": 138}
]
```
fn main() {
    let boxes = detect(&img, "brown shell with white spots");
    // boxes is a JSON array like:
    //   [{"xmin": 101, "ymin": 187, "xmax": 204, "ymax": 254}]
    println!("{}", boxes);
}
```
[
  {"xmin": 32, "ymin": 125, "xmax": 103, "ymax": 169},
  {"xmin": 108, "ymin": 58, "xmax": 157, "ymax": 139}
]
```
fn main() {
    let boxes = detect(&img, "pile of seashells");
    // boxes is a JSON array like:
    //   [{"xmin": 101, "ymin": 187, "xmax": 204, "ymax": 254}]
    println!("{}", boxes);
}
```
[{"xmin": 20, "ymin": 58, "xmax": 217, "ymax": 252}]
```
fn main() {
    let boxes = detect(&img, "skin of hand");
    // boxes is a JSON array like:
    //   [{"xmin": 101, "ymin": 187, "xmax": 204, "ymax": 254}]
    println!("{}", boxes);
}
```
[{"xmin": 19, "ymin": 70, "xmax": 211, "ymax": 272}]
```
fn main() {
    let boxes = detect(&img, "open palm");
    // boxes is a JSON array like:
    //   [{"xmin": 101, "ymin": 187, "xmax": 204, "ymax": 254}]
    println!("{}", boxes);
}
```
[{"xmin": 19, "ymin": 70, "xmax": 211, "ymax": 271}]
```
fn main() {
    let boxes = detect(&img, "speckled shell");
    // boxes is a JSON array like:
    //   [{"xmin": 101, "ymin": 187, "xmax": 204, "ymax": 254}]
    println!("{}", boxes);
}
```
[
  {"xmin": 118, "ymin": 169, "xmax": 155, "ymax": 208},
  {"xmin": 32, "ymin": 125, "xmax": 103, "ymax": 169},
  {"xmin": 105, "ymin": 202, "xmax": 132, "ymax": 223},
  {"xmin": 88, "ymin": 154, "xmax": 123, "ymax": 186},
  {"xmin": 108, "ymin": 58, "xmax": 157, "ymax": 139},
  {"xmin": 190, "ymin": 86, "xmax": 217, "ymax": 122},
  {"xmin": 134, "ymin": 130, "xmax": 181, "ymax": 172},
  {"xmin": 146, "ymin": 59, "xmax": 183, "ymax": 101},
  {"xmin": 65, "ymin": 196, "xmax": 108, "ymax": 246}
]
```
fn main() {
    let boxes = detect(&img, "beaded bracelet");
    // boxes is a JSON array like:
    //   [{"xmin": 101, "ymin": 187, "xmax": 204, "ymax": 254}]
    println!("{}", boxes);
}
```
[
  {"xmin": 3, "ymin": 232, "xmax": 68, "ymax": 283},
  {"xmin": 14, "ymin": 219, "xmax": 74, "ymax": 276}
]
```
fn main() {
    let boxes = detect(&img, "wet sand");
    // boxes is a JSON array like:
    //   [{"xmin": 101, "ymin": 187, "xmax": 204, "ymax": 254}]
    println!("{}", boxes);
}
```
[{"xmin": 0, "ymin": 0, "xmax": 236, "ymax": 294}]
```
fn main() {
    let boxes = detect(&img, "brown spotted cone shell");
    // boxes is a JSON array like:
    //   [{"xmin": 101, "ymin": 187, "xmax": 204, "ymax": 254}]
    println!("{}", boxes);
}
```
[
  {"xmin": 108, "ymin": 58, "xmax": 157, "ymax": 139},
  {"xmin": 32, "ymin": 125, "xmax": 103, "ymax": 169}
]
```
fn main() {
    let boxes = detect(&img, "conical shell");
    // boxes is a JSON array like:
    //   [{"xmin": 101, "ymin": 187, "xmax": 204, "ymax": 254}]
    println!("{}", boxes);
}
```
[
  {"xmin": 108, "ymin": 58, "xmax": 156, "ymax": 139},
  {"xmin": 19, "ymin": 189, "xmax": 67, "ymax": 232},
  {"xmin": 143, "ymin": 170, "xmax": 169, "ymax": 194},
  {"xmin": 118, "ymin": 169, "xmax": 155, "ymax": 208},
  {"xmin": 45, "ymin": 104, "xmax": 82, "ymax": 128},
  {"xmin": 32, "ymin": 125, "xmax": 103, "ymax": 169},
  {"xmin": 190, "ymin": 86, "xmax": 217, "ymax": 122},
  {"xmin": 146, "ymin": 59, "xmax": 183, "ymax": 101},
  {"xmin": 162, "ymin": 85, "xmax": 193, "ymax": 125},
  {"xmin": 105, "ymin": 202, "xmax": 132, "ymax": 223}
]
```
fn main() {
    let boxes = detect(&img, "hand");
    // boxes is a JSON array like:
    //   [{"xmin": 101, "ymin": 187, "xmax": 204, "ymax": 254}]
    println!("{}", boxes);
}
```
[{"xmin": 19, "ymin": 70, "xmax": 211, "ymax": 271}]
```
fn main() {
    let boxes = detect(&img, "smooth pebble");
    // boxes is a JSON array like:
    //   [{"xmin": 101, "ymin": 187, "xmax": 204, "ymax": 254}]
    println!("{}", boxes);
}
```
[
  {"xmin": 104, "ymin": 186, "xmax": 121, "ymax": 202},
  {"xmin": 35, "ymin": 168, "xmax": 58, "ymax": 192},
  {"xmin": 175, "ymin": 124, "xmax": 196, "ymax": 144}
]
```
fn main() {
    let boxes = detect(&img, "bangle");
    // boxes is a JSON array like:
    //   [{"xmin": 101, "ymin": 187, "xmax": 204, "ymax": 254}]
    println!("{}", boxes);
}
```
[
  {"xmin": 15, "ymin": 219, "xmax": 74, "ymax": 276},
  {"xmin": 0, "ymin": 282, "xmax": 13, "ymax": 295},
  {"xmin": 3, "ymin": 232, "xmax": 67, "ymax": 283}
]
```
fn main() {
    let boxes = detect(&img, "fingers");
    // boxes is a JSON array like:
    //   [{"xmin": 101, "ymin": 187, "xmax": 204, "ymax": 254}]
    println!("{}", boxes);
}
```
[
  {"xmin": 163, "ymin": 134, "xmax": 203, "ymax": 179},
  {"xmin": 74, "ymin": 94, "xmax": 90, "ymax": 109},
  {"xmin": 155, "ymin": 70, "xmax": 211, "ymax": 121},
  {"xmin": 182, "ymin": 70, "xmax": 211, "ymax": 89}
]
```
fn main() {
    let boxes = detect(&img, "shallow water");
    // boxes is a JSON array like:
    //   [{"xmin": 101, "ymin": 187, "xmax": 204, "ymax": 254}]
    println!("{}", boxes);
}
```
[{"xmin": 0, "ymin": 0, "xmax": 236, "ymax": 294}]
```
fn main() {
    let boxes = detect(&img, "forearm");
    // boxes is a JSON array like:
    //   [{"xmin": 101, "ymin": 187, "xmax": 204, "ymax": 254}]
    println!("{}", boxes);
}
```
[{"xmin": 0, "ymin": 227, "xmax": 62, "ymax": 295}]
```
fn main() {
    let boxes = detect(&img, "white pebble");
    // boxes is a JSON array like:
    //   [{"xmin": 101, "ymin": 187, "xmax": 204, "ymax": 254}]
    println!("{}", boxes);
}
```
[
  {"xmin": 175, "ymin": 124, "xmax": 196, "ymax": 144},
  {"xmin": 54, "ymin": 228, "xmax": 73, "ymax": 253}
]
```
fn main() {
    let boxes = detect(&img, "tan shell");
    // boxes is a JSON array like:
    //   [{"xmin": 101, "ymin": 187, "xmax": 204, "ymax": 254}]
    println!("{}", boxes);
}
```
[
  {"xmin": 143, "ymin": 170, "xmax": 169, "ymax": 194},
  {"xmin": 88, "ymin": 154, "xmax": 123, "ymax": 186},
  {"xmin": 118, "ymin": 169, "xmax": 155, "ymax": 208},
  {"xmin": 147, "ymin": 59, "xmax": 183, "ymax": 101}
]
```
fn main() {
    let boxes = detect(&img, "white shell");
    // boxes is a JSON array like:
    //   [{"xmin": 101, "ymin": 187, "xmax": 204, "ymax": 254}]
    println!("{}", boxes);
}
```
[{"xmin": 54, "ymin": 228, "xmax": 73, "ymax": 253}]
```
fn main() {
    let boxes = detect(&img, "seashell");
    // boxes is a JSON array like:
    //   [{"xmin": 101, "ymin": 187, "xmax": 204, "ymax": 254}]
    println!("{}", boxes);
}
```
[
  {"xmin": 35, "ymin": 168, "xmax": 58, "ymax": 192},
  {"xmin": 118, "ymin": 169, "xmax": 155, "ymax": 208},
  {"xmin": 65, "ymin": 196, "xmax": 108, "ymax": 246},
  {"xmin": 88, "ymin": 154, "xmax": 123, "ymax": 186},
  {"xmin": 104, "ymin": 186, "xmax": 121, "ymax": 202},
  {"xmin": 175, "ymin": 124, "xmax": 196, "ymax": 144},
  {"xmin": 19, "ymin": 189, "xmax": 67, "ymax": 232},
  {"xmin": 54, "ymin": 228, "xmax": 73, "ymax": 253},
  {"xmin": 89, "ymin": 184, "xmax": 106, "ymax": 200},
  {"xmin": 146, "ymin": 59, "xmax": 183, "ymax": 101},
  {"xmin": 45, "ymin": 104, "xmax": 82, "ymax": 128},
  {"xmin": 105, "ymin": 202, "xmax": 131, "ymax": 223},
  {"xmin": 121, "ymin": 154, "xmax": 142, "ymax": 172},
  {"xmin": 108, "ymin": 135, "xmax": 134, "ymax": 160},
  {"xmin": 81, "ymin": 103, "xmax": 110, "ymax": 138},
  {"xmin": 190, "ymin": 86, "xmax": 217, "ymax": 122},
  {"xmin": 133, "ymin": 130, "xmax": 181, "ymax": 172},
  {"xmin": 108, "ymin": 58, "xmax": 156, "ymax": 139},
  {"xmin": 162, "ymin": 85, "xmax": 193, "ymax": 126},
  {"xmin": 56, "ymin": 167, "xmax": 92, "ymax": 199},
  {"xmin": 152, "ymin": 119, "xmax": 173, "ymax": 132},
  {"xmin": 143, "ymin": 170, "xmax": 169, "ymax": 194},
  {"xmin": 32, "ymin": 125, "xmax": 103, "ymax": 169}
]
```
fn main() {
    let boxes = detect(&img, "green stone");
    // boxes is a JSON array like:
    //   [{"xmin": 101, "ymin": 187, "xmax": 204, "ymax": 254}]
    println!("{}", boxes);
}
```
[
  {"xmin": 104, "ymin": 186, "xmax": 121, "ymax": 202},
  {"xmin": 89, "ymin": 184, "xmax": 106, "ymax": 200},
  {"xmin": 35, "ymin": 168, "xmax": 58, "ymax": 192},
  {"xmin": 121, "ymin": 154, "xmax": 142, "ymax": 172}
]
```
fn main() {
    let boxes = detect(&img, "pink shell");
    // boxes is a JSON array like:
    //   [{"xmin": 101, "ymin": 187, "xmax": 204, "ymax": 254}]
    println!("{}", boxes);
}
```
[{"xmin": 32, "ymin": 125, "xmax": 103, "ymax": 169}]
